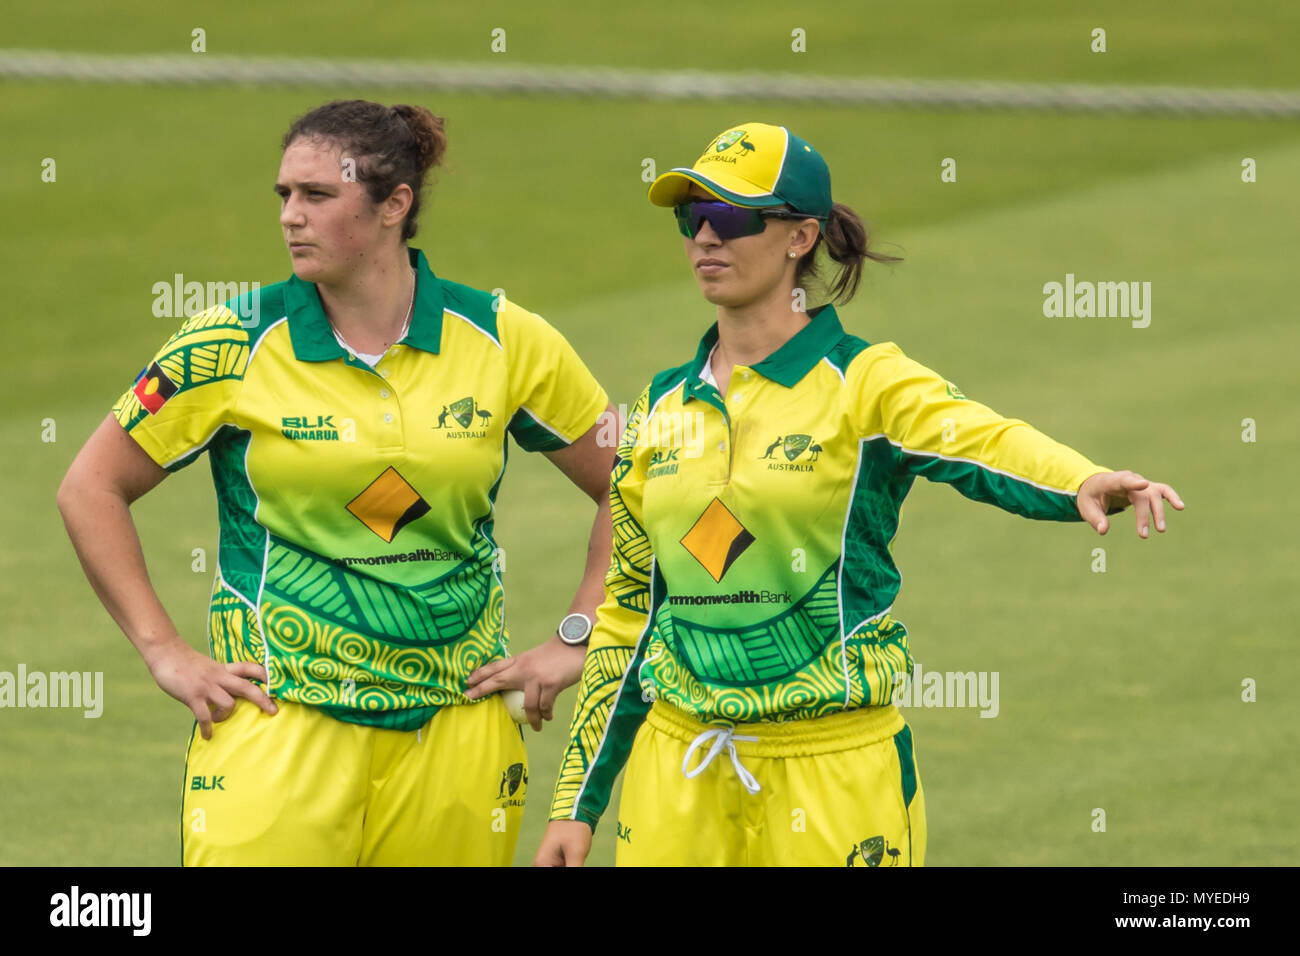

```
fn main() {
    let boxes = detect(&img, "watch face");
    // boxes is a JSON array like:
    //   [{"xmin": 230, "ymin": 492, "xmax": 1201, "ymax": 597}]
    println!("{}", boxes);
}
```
[{"xmin": 559, "ymin": 613, "xmax": 592, "ymax": 644}]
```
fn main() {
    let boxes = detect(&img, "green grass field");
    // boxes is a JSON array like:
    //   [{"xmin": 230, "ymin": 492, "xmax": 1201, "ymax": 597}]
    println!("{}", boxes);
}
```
[{"xmin": 2, "ymin": 2, "xmax": 1297, "ymax": 865}]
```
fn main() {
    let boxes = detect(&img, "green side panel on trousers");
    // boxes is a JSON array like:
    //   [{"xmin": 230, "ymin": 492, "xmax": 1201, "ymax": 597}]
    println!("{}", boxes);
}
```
[{"xmin": 893, "ymin": 723, "xmax": 918, "ymax": 809}]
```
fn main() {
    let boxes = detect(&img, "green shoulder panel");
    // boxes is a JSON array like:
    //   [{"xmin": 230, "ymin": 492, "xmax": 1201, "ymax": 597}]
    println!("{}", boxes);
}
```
[
  {"xmin": 825, "ymin": 332, "xmax": 872, "ymax": 379},
  {"xmin": 438, "ymin": 277, "xmax": 501, "ymax": 343},
  {"xmin": 647, "ymin": 362, "xmax": 693, "ymax": 413}
]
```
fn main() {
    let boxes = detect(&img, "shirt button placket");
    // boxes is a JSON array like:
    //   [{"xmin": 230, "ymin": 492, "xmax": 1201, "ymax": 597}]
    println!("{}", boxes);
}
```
[{"xmin": 380, "ymin": 378, "xmax": 396, "ymax": 430}]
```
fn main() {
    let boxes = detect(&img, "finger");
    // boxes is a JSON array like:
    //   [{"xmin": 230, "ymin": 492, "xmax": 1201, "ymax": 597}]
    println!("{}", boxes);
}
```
[
  {"xmin": 1151, "ymin": 487, "xmax": 1168, "ymax": 533},
  {"xmin": 466, "ymin": 670, "xmax": 521, "ymax": 700},
  {"xmin": 224, "ymin": 673, "xmax": 278, "ymax": 715},
  {"xmin": 209, "ymin": 687, "xmax": 237, "ymax": 723},
  {"xmin": 225, "ymin": 660, "xmax": 269, "ymax": 684},
  {"xmin": 190, "ymin": 702, "xmax": 213, "ymax": 741},
  {"xmin": 467, "ymin": 657, "xmax": 513, "ymax": 688},
  {"xmin": 1076, "ymin": 492, "xmax": 1107, "ymax": 534},
  {"xmin": 1163, "ymin": 484, "xmax": 1186, "ymax": 510},
  {"xmin": 538, "ymin": 683, "xmax": 558, "ymax": 723},
  {"xmin": 524, "ymin": 681, "xmax": 543, "ymax": 733},
  {"xmin": 1133, "ymin": 491, "xmax": 1153, "ymax": 539},
  {"xmin": 1124, "ymin": 472, "xmax": 1150, "ymax": 490}
]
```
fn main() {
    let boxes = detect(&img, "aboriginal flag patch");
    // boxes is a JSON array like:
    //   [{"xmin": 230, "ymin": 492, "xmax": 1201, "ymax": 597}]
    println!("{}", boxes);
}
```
[{"xmin": 132, "ymin": 362, "xmax": 179, "ymax": 415}]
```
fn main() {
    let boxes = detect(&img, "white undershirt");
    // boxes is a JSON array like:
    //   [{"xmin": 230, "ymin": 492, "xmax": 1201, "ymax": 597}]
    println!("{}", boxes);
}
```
[
  {"xmin": 700, "ymin": 343, "xmax": 719, "ymax": 387},
  {"xmin": 333, "ymin": 329, "xmax": 388, "ymax": 367},
  {"xmin": 331, "ymin": 266, "xmax": 415, "ymax": 366}
]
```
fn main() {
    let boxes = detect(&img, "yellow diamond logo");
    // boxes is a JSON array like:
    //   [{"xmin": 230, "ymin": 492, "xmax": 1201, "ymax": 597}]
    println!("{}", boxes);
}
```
[
  {"xmin": 680, "ymin": 498, "xmax": 754, "ymax": 583},
  {"xmin": 346, "ymin": 467, "xmax": 430, "ymax": 543}
]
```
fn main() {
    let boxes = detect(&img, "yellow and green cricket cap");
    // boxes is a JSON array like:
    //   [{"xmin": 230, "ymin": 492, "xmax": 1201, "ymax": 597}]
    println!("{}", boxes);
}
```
[{"xmin": 648, "ymin": 122, "xmax": 833, "ymax": 222}]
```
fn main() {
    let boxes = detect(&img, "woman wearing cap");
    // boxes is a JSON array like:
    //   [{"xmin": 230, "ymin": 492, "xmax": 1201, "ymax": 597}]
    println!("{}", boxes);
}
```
[
  {"xmin": 536, "ymin": 122, "xmax": 1184, "ymax": 866},
  {"xmin": 57, "ymin": 100, "xmax": 615, "ymax": 865}
]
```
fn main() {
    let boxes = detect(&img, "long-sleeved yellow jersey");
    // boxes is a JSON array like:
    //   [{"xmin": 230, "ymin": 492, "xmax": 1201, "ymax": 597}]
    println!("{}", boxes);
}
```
[{"xmin": 550, "ymin": 304, "xmax": 1112, "ymax": 829}]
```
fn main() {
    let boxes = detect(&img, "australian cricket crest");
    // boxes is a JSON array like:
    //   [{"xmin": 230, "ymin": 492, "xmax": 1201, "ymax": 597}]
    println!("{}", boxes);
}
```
[
  {"xmin": 452, "ymin": 396, "xmax": 476, "ymax": 428},
  {"xmin": 713, "ymin": 129, "xmax": 745, "ymax": 152},
  {"xmin": 758, "ymin": 433, "xmax": 821, "ymax": 472},
  {"xmin": 435, "ymin": 396, "xmax": 492, "ymax": 438},
  {"xmin": 497, "ymin": 762, "xmax": 527, "ymax": 807},
  {"xmin": 783, "ymin": 433, "xmax": 811, "ymax": 461},
  {"xmin": 846, "ymin": 834, "xmax": 902, "ymax": 867}
]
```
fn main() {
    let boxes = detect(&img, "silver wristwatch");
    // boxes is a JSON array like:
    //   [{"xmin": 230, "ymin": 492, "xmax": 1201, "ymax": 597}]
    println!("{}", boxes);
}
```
[{"xmin": 557, "ymin": 612, "xmax": 594, "ymax": 646}]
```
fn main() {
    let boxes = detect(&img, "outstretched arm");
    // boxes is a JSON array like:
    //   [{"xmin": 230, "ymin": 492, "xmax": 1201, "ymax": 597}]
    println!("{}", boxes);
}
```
[{"xmin": 867, "ymin": 343, "xmax": 1155, "ymax": 524}]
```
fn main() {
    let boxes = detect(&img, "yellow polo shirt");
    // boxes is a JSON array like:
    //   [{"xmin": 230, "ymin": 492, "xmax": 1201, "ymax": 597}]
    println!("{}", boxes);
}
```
[
  {"xmin": 113, "ymin": 246, "xmax": 608, "ymax": 730},
  {"xmin": 551, "ymin": 303, "xmax": 1113, "ymax": 827}
]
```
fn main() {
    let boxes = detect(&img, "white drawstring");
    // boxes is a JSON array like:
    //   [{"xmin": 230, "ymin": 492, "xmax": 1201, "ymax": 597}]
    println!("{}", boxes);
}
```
[{"xmin": 682, "ymin": 727, "xmax": 762, "ymax": 794}]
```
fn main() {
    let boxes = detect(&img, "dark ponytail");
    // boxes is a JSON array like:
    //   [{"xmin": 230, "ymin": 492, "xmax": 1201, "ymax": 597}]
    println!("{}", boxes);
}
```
[
  {"xmin": 796, "ymin": 202, "xmax": 900, "ymax": 305},
  {"xmin": 281, "ymin": 100, "xmax": 448, "ymax": 241}
]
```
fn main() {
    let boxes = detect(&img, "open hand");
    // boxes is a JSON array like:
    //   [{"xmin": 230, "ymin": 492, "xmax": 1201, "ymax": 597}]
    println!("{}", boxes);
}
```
[{"xmin": 1077, "ymin": 470, "xmax": 1185, "ymax": 538}]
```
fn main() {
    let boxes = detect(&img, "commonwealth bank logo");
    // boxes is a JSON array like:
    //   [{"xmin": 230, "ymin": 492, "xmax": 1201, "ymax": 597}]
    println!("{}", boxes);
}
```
[
  {"xmin": 680, "ymin": 498, "xmax": 754, "ymax": 583},
  {"xmin": 346, "ymin": 467, "xmax": 430, "ymax": 543}
]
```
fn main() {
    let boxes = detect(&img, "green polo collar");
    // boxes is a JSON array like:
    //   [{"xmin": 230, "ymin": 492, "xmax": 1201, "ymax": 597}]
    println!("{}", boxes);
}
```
[
  {"xmin": 683, "ymin": 303, "xmax": 846, "ymax": 400},
  {"xmin": 285, "ymin": 246, "xmax": 446, "ymax": 361}
]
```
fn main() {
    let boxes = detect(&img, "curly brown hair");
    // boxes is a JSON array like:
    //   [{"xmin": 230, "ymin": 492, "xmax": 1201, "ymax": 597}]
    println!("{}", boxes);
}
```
[{"xmin": 281, "ymin": 99, "xmax": 447, "ymax": 241}]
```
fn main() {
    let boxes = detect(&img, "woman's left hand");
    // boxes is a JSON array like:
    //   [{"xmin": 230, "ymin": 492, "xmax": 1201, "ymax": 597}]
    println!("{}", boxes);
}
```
[
  {"xmin": 465, "ymin": 637, "xmax": 587, "ymax": 731},
  {"xmin": 1077, "ymin": 470, "xmax": 1185, "ymax": 537}
]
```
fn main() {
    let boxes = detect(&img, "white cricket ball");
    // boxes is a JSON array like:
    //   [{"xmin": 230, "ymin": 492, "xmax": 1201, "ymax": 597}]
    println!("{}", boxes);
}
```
[{"xmin": 501, "ymin": 688, "xmax": 527, "ymax": 724}]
